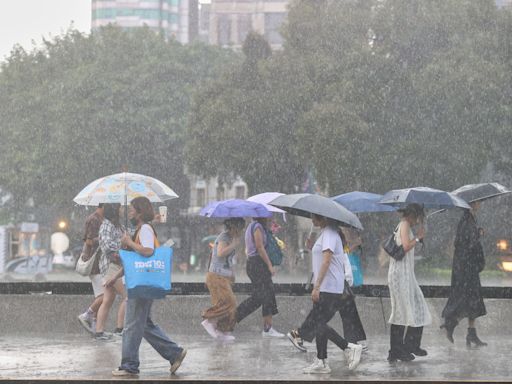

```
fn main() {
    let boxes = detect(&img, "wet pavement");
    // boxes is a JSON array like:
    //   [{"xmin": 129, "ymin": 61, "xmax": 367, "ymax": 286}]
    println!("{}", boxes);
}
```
[{"xmin": 0, "ymin": 331, "xmax": 509, "ymax": 382}]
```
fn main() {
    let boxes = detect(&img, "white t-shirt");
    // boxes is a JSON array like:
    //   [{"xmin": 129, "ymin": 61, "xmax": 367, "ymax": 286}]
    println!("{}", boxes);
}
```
[
  {"xmin": 138, "ymin": 224, "xmax": 155, "ymax": 250},
  {"xmin": 312, "ymin": 226, "xmax": 345, "ymax": 294}
]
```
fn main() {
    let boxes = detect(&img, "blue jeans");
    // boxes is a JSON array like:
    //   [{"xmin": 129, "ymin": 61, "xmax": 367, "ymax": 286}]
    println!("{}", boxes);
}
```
[{"xmin": 120, "ymin": 297, "xmax": 183, "ymax": 373}]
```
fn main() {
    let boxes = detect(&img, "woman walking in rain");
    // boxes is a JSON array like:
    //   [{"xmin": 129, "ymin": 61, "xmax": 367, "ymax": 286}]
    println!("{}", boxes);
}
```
[
  {"xmin": 387, "ymin": 203, "xmax": 431, "ymax": 362},
  {"xmin": 95, "ymin": 203, "xmax": 127, "ymax": 340},
  {"xmin": 201, "ymin": 218, "xmax": 245, "ymax": 341},
  {"xmin": 107, "ymin": 197, "xmax": 186, "ymax": 377},
  {"xmin": 441, "ymin": 201, "xmax": 487, "ymax": 346},
  {"xmin": 235, "ymin": 217, "xmax": 284, "ymax": 337},
  {"xmin": 287, "ymin": 214, "xmax": 363, "ymax": 373}
]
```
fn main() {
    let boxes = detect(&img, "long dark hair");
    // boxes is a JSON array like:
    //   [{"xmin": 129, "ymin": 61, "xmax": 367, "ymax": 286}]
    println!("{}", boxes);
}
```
[{"xmin": 103, "ymin": 203, "xmax": 121, "ymax": 227}]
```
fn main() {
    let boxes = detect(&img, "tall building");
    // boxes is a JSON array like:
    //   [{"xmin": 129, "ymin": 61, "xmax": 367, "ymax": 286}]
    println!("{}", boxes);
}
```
[
  {"xmin": 91, "ymin": 0, "xmax": 199, "ymax": 44},
  {"xmin": 208, "ymin": 0, "xmax": 289, "ymax": 49}
]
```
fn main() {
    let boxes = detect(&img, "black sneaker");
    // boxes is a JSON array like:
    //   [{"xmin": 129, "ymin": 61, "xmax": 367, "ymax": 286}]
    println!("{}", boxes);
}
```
[
  {"xmin": 170, "ymin": 349, "xmax": 187, "ymax": 374},
  {"xmin": 387, "ymin": 349, "xmax": 415, "ymax": 362},
  {"xmin": 94, "ymin": 332, "xmax": 113, "ymax": 341},
  {"xmin": 409, "ymin": 347, "xmax": 427, "ymax": 356},
  {"xmin": 287, "ymin": 330, "xmax": 307, "ymax": 352}
]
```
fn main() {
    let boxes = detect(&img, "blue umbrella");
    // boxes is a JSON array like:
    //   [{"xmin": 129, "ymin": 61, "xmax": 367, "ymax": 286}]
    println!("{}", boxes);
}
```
[
  {"xmin": 199, "ymin": 199, "xmax": 272, "ymax": 218},
  {"xmin": 331, "ymin": 191, "xmax": 396, "ymax": 213},
  {"xmin": 378, "ymin": 186, "xmax": 470, "ymax": 210}
]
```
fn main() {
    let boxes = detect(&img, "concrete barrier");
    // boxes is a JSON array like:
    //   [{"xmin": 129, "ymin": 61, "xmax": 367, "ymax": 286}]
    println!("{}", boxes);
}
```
[{"xmin": 1, "ymin": 294, "xmax": 510, "ymax": 339}]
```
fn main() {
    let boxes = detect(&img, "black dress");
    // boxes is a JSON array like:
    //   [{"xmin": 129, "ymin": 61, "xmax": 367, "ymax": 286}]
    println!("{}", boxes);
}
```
[{"xmin": 442, "ymin": 211, "xmax": 486, "ymax": 322}]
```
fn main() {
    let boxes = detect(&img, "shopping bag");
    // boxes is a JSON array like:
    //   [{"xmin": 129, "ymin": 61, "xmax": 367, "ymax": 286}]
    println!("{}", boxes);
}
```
[
  {"xmin": 348, "ymin": 253, "xmax": 363, "ymax": 287},
  {"xmin": 120, "ymin": 247, "xmax": 172, "ymax": 299}
]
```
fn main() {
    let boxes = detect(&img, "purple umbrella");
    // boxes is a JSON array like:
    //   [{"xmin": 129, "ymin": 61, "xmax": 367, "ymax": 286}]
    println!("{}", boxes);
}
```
[{"xmin": 199, "ymin": 199, "xmax": 272, "ymax": 218}]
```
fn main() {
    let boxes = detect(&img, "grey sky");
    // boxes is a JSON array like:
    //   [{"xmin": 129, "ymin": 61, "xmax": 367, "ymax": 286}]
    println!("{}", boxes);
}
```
[{"xmin": 0, "ymin": 0, "xmax": 91, "ymax": 63}]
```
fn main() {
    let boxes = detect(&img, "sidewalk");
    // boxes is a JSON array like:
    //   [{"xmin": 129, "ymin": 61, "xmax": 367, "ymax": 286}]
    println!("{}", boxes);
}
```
[{"xmin": 0, "ymin": 332, "xmax": 508, "ymax": 382}]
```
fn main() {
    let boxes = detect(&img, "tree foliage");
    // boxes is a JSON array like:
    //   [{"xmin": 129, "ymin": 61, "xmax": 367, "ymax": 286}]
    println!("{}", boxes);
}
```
[
  {"xmin": 0, "ymin": 26, "xmax": 233, "ymax": 216},
  {"xmin": 185, "ymin": 0, "xmax": 512, "ymax": 196}
]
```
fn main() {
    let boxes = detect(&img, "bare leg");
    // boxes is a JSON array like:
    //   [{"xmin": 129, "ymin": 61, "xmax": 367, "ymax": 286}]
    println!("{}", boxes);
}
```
[
  {"xmin": 89, "ymin": 295, "xmax": 103, "ymax": 315},
  {"xmin": 95, "ymin": 286, "xmax": 116, "ymax": 333},
  {"xmin": 114, "ymin": 279, "xmax": 127, "ymax": 329}
]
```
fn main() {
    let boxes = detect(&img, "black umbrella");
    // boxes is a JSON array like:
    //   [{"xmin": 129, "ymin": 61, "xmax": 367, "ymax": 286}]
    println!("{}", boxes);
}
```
[
  {"xmin": 451, "ymin": 182, "xmax": 511, "ymax": 203},
  {"xmin": 269, "ymin": 193, "xmax": 363, "ymax": 230}
]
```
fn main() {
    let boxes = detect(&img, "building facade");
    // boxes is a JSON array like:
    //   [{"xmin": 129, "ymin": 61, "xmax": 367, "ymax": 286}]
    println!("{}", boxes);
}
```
[
  {"xmin": 207, "ymin": 0, "xmax": 289, "ymax": 49},
  {"xmin": 185, "ymin": 174, "xmax": 248, "ymax": 215},
  {"xmin": 91, "ymin": 0, "xmax": 199, "ymax": 44}
]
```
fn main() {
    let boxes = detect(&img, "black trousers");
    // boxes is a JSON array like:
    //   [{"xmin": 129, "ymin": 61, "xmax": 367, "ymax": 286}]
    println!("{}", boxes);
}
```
[
  {"xmin": 339, "ymin": 296, "xmax": 367, "ymax": 343},
  {"xmin": 390, "ymin": 324, "xmax": 423, "ymax": 353},
  {"xmin": 236, "ymin": 256, "xmax": 278, "ymax": 322},
  {"xmin": 298, "ymin": 292, "xmax": 349, "ymax": 360}
]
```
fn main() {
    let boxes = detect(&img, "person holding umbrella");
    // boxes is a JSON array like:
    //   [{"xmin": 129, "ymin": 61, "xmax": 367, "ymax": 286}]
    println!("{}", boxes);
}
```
[
  {"xmin": 387, "ymin": 203, "xmax": 431, "ymax": 362},
  {"xmin": 436, "ymin": 183, "xmax": 510, "ymax": 346},
  {"xmin": 201, "ymin": 217, "xmax": 246, "ymax": 341},
  {"xmin": 287, "ymin": 213, "xmax": 363, "ymax": 373},
  {"xmin": 270, "ymin": 193, "xmax": 364, "ymax": 373},
  {"xmin": 441, "ymin": 200, "xmax": 487, "ymax": 346}
]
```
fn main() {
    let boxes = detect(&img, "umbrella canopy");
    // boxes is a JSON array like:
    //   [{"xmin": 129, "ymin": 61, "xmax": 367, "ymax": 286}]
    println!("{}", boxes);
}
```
[
  {"xmin": 451, "ymin": 182, "xmax": 511, "ymax": 203},
  {"xmin": 200, "ymin": 199, "xmax": 272, "ymax": 218},
  {"xmin": 73, "ymin": 172, "xmax": 178, "ymax": 206},
  {"xmin": 331, "ymin": 191, "xmax": 396, "ymax": 213},
  {"xmin": 269, "ymin": 193, "xmax": 363, "ymax": 230},
  {"xmin": 378, "ymin": 186, "xmax": 470, "ymax": 210},
  {"xmin": 247, "ymin": 192, "xmax": 287, "ymax": 213}
]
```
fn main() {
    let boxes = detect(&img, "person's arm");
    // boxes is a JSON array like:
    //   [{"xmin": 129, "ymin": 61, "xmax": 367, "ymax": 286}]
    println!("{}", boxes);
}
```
[
  {"xmin": 254, "ymin": 226, "xmax": 274, "ymax": 275},
  {"xmin": 217, "ymin": 237, "xmax": 240, "ymax": 258},
  {"xmin": 122, "ymin": 233, "xmax": 153, "ymax": 257},
  {"xmin": 400, "ymin": 221, "xmax": 423, "ymax": 253},
  {"xmin": 121, "ymin": 225, "xmax": 155, "ymax": 257}
]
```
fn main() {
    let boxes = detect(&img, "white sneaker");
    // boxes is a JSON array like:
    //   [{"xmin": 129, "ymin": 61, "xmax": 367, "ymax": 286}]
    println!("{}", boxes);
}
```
[
  {"xmin": 344, "ymin": 343, "xmax": 363, "ymax": 370},
  {"xmin": 201, "ymin": 319, "xmax": 218, "ymax": 339},
  {"xmin": 262, "ymin": 327, "xmax": 285, "ymax": 338},
  {"xmin": 78, "ymin": 313, "xmax": 94, "ymax": 334},
  {"xmin": 216, "ymin": 330, "xmax": 235, "ymax": 341},
  {"xmin": 303, "ymin": 358, "xmax": 331, "ymax": 374}
]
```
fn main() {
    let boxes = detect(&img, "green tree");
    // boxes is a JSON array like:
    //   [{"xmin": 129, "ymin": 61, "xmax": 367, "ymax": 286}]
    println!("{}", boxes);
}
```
[{"xmin": 0, "ymin": 26, "xmax": 233, "ymax": 218}]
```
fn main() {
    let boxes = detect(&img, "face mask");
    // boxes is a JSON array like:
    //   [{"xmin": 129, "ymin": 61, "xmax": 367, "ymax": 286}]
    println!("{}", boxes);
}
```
[{"xmin": 130, "ymin": 217, "xmax": 138, "ymax": 227}]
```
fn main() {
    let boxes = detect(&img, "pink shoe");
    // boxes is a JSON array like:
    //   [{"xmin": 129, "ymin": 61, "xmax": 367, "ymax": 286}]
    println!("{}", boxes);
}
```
[
  {"xmin": 216, "ymin": 330, "xmax": 235, "ymax": 341},
  {"xmin": 201, "ymin": 319, "xmax": 218, "ymax": 339}
]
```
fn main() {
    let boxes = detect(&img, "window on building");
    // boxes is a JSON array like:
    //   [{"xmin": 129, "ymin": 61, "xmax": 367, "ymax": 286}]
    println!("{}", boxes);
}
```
[
  {"xmin": 235, "ymin": 186, "xmax": 245, "ymax": 200},
  {"xmin": 237, "ymin": 14, "xmax": 252, "ymax": 44},
  {"xmin": 196, "ymin": 188, "xmax": 206, "ymax": 207},
  {"xmin": 218, "ymin": 15, "xmax": 231, "ymax": 46},
  {"xmin": 264, "ymin": 12, "xmax": 285, "ymax": 46}
]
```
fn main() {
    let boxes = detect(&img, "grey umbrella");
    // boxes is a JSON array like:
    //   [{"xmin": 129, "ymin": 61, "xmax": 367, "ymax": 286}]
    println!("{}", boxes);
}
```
[
  {"xmin": 378, "ymin": 186, "xmax": 470, "ymax": 210},
  {"xmin": 269, "ymin": 193, "xmax": 363, "ymax": 230},
  {"xmin": 451, "ymin": 182, "xmax": 511, "ymax": 203}
]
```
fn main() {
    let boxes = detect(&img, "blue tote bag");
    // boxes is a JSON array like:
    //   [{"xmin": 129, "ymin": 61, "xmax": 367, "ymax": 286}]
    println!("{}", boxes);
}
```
[
  {"xmin": 120, "ymin": 247, "xmax": 173, "ymax": 299},
  {"xmin": 348, "ymin": 252, "xmax": 363, "ymax": 287}
]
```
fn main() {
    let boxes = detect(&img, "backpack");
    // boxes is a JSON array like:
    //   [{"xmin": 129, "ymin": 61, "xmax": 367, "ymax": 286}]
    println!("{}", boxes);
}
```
[{"xmin": 250, "ymin": 222, "xmax": 283, "ymax": 266}]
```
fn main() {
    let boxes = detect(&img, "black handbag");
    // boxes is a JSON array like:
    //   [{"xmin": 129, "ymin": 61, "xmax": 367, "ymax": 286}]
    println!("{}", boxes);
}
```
[{"xmin": 383, "ymin": 225, "xmax": 406, "ymax": 261}]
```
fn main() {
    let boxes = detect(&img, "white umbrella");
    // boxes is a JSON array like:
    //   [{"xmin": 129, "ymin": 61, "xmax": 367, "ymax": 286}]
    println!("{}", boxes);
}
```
[{"xmin": 73, "ymin": 172, "xmax": 178, "ymax": 206}]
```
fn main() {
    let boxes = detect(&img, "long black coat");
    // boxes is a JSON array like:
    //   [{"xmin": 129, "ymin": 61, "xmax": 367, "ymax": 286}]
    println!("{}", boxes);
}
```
[{"xmin": 442, "ymin": 211, "xmax": 486, "ymax": 321}]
